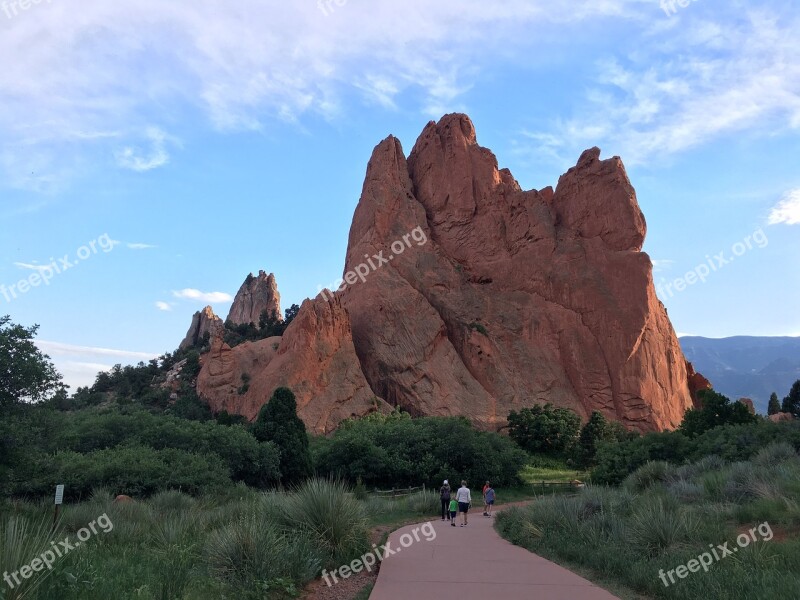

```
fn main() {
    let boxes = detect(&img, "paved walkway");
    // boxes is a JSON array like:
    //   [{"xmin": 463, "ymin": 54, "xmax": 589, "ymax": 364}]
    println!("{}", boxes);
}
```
[{"xmin": 370, "ymin": 509, "xmax": 620, "ymax": 600}]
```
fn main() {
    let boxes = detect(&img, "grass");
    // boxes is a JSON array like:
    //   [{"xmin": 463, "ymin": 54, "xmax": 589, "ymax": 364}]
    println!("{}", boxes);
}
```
[{"xmin": 495, "ymin": 443, "xmax": 800, "ymax": 599}]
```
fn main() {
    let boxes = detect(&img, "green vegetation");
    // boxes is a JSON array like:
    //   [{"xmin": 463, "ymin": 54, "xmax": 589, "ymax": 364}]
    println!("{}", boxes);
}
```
[
  {"xmin": 782, "ymin": 380, "xmax": 800, "ymax": 417},
  {"xmin": 222, "ymin": 304, "xmax": 301, "ymax": 349},
  {"xmin": 497, "ymin": 442, "xmax": 800, "ymax": 599},
  {"xmin": 313, "ymin": 411, "xmax": 526, "ymax": 488},
  {"xmin": 679, "ymin": 389, "xmax": 758, "ymax": 437},
  {"xmin": 592, "ymin": 419, "xmax": 800, "ymax": 486},
  {"xmin": 0, "ymin": 315, "xmax": 64, "ymax": 407},
  {"xmin": 769, "ymin": 392, "xmax": 782, "ymax": 415},
  {"xmin": 252, "ymin": 387, "xmax": 313, "ymax": 485}
]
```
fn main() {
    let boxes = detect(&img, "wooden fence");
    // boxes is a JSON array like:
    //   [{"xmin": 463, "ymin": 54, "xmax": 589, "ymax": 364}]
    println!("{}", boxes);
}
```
[{"xmin": 369, "ymin": 484, "xmax": 426, "ymax": 498}]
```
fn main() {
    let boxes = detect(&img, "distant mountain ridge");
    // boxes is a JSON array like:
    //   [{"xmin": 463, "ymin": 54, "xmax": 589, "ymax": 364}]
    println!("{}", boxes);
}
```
[{"xmin": 680, "ymin": 336, "xmax": 800, "ymax": 413}]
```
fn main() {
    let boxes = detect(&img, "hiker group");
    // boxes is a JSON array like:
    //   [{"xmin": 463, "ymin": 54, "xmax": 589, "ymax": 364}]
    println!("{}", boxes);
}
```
[{"xmin": 439, "ymin": 479, "xmax": 495, "ymax": 527}]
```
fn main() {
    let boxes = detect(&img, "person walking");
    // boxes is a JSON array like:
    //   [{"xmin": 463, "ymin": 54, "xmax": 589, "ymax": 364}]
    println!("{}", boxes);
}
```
[
  {"xmin": 484, "ymin": 484, "xmax": 495, "ymax": 517},
  {"xmin": 448, "ymin": 497, "xmax": 458, "ymax": 526},
  {"xmin": 456, "ymin": 480, "xmax": 471, "ymax": 526},
  {"xmin": 439, "ymin": 480, "xmax": 451, "ymax": 521},
  {"xmin": 482, "ymin": 481, "xmax": 490, "ymax": 515}
]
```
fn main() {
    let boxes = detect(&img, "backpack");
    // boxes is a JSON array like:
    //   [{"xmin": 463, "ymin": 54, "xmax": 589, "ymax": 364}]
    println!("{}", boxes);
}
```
[{"xmin": 440, "ymin": 485, "xmax": 451, "ymax": 500}]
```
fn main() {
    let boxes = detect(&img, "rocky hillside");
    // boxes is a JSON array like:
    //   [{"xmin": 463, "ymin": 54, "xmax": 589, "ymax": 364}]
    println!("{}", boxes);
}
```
[{"xmin": 190, "ymin": 114, "xmax": 697, "ymax": 434}]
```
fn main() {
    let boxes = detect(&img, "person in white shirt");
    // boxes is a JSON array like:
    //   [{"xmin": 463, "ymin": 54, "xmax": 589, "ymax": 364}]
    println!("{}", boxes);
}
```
[{"xmin": 455, "ymin": 480, "xmax": 472, "ymax": 526}]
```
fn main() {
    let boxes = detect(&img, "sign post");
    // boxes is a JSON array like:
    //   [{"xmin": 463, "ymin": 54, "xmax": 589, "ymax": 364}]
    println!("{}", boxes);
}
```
[{"xmin": 53, "ymin": 484, "xmax": 64, "ymax": 530}]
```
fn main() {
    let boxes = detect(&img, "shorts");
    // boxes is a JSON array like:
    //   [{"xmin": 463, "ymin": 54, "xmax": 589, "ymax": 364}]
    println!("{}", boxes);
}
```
[
  {"xmin": 458, "ymin": 502, "xmax": 469, "ymax": 513},
  {"xmin": 486, "ymin": 500, "xmax": 494, "ymax": 506},
  {"xmin": 450, "ymin": 510, "xmax": 457, "ymax": 519}
]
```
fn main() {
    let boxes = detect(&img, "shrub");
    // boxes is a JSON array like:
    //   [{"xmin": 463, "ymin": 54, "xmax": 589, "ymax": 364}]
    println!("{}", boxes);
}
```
[
  {"xmin": 622, "ymin": 461, "xmax": 677, "ymax": 493},
  {"xmin": 315, "ymin": 416, "xmax": 526, "ymax": 489},
  {"xmin": 279, "ymin": 479, "xmax": 369, "ymax": 567}
]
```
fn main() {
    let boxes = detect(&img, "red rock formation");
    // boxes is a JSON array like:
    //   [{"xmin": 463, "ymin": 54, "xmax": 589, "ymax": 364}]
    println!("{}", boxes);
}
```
[
  {"xmin": 179, "ymin": 305, "xmax": 224, "ymax": 350},
  {"xmin": 769, "ymin": 412, "xmax": 795, "ymax": 422},
  {"xmin": 686, "ymin": 360, "xmax": 713, "ymax": 408},
  {"xmin": 341, "ymin": 113, "xmax": 692, "ymax": 432},
  {"xmin": 197, "ymin": 114, "xmax": 698, "ymax": 433},
  {"xmin": 197, "ymin": 293, "xmax": 392, "ymax": 434},
  {"xmin": 738, "ymin": 398, "xmax": 756, "ymax": 414},
  {"xmin": 227, "ymin": 270, "xmax": 282, "ymax": 326}
]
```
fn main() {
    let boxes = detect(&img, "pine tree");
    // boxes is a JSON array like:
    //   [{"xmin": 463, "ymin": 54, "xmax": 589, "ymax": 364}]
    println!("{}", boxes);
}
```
[
  {"xmin": 768, "ymin": 392, "xmax": 781, "ymax": 415},
  {"xmin": 252, "ymin": 387, "xmax": 313, "ymax": 484},
  {"xmin": 781, "ymin": 380, "xmax": 800, "ymax": 417}
]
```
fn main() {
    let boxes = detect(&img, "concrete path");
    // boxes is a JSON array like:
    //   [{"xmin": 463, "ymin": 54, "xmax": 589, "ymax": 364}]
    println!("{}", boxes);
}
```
[{"xmin": 370, "ymin": 509, "xmax": 620, "ymax": 600}]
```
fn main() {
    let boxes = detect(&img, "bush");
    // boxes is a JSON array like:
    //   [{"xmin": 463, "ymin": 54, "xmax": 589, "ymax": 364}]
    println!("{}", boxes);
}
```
[
  {"xmin": 13, "ymin": 445, "xmax": 231, "ymax": 500},
  {"xmin": 315, "ymin": 415, "xmax": 526, "ymax": 489},
  {"xmin": 507, "ymin": 404, "xmax": 581, "ymax": 458},
  {"xmin": 279, "ymin": 479, "xmax": 369, "ymax": 567}
]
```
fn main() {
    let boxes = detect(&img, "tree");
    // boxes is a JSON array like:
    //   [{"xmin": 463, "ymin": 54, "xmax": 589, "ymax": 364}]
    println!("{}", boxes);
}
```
[
  {"xmin": 782, "ymin": 380, "xmax": 800, "ymax": 417},
  {"xmin": 768, "ymin": 392, "xmax": 782, "ymax": 415},
  {"xmin": 679, "ymin": 389, "xmax": 758, "ymax": 437},
  {"xmin": 251, "ymin": 387, "xmax": 312, "ymax": 484},
  {"xmin": 0, "ymin": 315, "xmax": 64, "ymax": 406},
  {"xmin": 507, "ymin": 404, "xmax": 581, "ymax": 458},
  {"xmin": 284, "ymin": 304, "xmax": 300, "ymax": 324},
  {"xmin": 575, "ymin": 411, "xmax": 627, "ymax": 467}
]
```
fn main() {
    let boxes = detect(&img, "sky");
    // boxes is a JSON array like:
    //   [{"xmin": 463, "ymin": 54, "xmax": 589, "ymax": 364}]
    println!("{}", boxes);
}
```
[{"xmin": 0, "ymin": 0, "xmax": 798, "ymax": 391}]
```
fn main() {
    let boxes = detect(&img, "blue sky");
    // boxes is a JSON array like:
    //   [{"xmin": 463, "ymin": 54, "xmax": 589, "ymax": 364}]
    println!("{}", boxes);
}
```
[{"xmin": 1, "ymin": 0, "xmax": 798, "ymax": 390}]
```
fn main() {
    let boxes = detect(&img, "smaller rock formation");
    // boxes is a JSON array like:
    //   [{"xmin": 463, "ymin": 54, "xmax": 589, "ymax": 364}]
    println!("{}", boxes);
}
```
[
  {"xmin": 686, "ymin": 360, "xmax": 713, "ymax": 408},
  {"xmin": 198, "ymin": 293, "xmax": 393, "ymax": 434},
  {"xmin": 769, "ymin": 412, "xmax": 795, "ymax": 423},
  {"xmin": 227, "ymin": 270, "xmax": 282, "ymax": 327},
  {"xmin": 737, "ymin": 398, "xmax": 756, "ymax": 415},
  {"xmin": 179, "ymin": 306, "xmax": 224, "ymax": 350}
]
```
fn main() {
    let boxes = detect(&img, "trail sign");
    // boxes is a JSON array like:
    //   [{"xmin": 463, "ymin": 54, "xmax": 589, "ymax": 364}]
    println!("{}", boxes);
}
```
[{"xmin": 54, "ymin": 484, "xmax": 64, "ymax": 505}]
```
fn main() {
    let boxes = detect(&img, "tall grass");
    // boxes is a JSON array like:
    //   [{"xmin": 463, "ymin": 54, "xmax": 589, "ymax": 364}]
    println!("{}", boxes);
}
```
[
  {"xmin": 496, "ymin": 445, "xmax": 800, "ymax": 599},
  {"xmin": 0, "ymin": 515, "xmax": 56, "ymax": 600}
]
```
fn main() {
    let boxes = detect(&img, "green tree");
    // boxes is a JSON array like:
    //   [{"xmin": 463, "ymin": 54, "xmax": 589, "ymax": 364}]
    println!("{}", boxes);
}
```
[
  {"xmin": 782, "ymin": 380, "xmax": 800, "ymax": 417},
  {"xmin": 768, "ymin": 392, "xmax": 782, "ymax": 415},
  {"xmin": 679, "ymin": 389, "xmax": 758, "ymax": 437},
  {"xmin": 252, "ymin": 387, "xmax": 312, "ymax": 484},
  {"xmin": 576, "ymin": 411, "xmax": 627, "ymax": 467},
  {"xmin": 0, "ymin": 315, "xmax": 64, "ymax": 406},
  {"xmin": 507, "ymin": 404, "xmax": 581, "ymax": 458}
]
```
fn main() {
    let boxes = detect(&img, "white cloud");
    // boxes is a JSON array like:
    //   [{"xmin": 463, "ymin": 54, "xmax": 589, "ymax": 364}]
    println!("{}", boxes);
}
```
[
  {"xmin": 172, "ymin": 288, "xmax": 233, "ymax": 303},
  {"xmin": 652, "ymin": 259, "xmax": 675, "ymax": 272},
  {"xmin": 0, "ymin": 0, "xmax": 654, "ymax": 189},
  {"xmin": 768, "ymin": 189, "xmax": 800, "ymax": 225},
  {"xmin": 14, "ymin": 261, "xmax": 53, "ymax": 272},
  {"xmin": 36, "ymin": 340, "xmax": 159, "ymax": 360},
  {"xmin": 155, "ymin": 301, "xmax": 173, "ymax": 311},
  {"xmin": 128, "ymin": 242, "xmax": 158, "ymax": 249},
  {"xmin": 114, "ymin": 127, "xmax": 178, "ymax": 172},
  {"xmin": 519, "ymin": 9, "xmax": 800, "ymax": 165}
]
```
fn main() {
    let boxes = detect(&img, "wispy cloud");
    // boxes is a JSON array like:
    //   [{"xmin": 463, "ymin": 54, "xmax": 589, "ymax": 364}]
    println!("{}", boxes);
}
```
[
  {"xmin": 652, "ymin": 259, "xmax": 675, "ymax": 272},
  {"xmin": 14, "ymin": 261, "xmax": 53, "ymax": 272},
  {"xmin": 36, "ymin": 340, "xmax": 159, "ymax": 360},
  {"xmin": 172, "ymin": 288, "xmax": 233, "ymax": 303},
  {"xmin": 155, "ymin": 301, "xmax": 173, "ymax": 311},
  {"xmin": 115, "ymin": 127, "xmax": 179, "ymax": 172},
  {"xmin": 127, "ymin": 242, "xmax": 158, "ymax": 250},
  {"xmin": 518, "ymin": 9, "xmax": 800, "ymax": 165},
  {"xmin": 768, "ymin": 189, "xmax": 800, "ymax": 226}
]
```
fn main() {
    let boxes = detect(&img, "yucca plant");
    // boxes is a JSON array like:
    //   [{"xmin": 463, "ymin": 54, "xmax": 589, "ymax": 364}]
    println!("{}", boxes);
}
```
[
  {"xmin": 279, "ymin": 478, "xmax": 369, "ymax": 566},
  {"xmin": 205, "ymin": 514, "xmax": 321, "ymax": 591},
  {"xmin": 0, "ymin": 515, "xmax": 57, "ymax": 600},
  {"xmin": 626, "ymin": 496, "xmax": 697, "ymax": 556}
]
